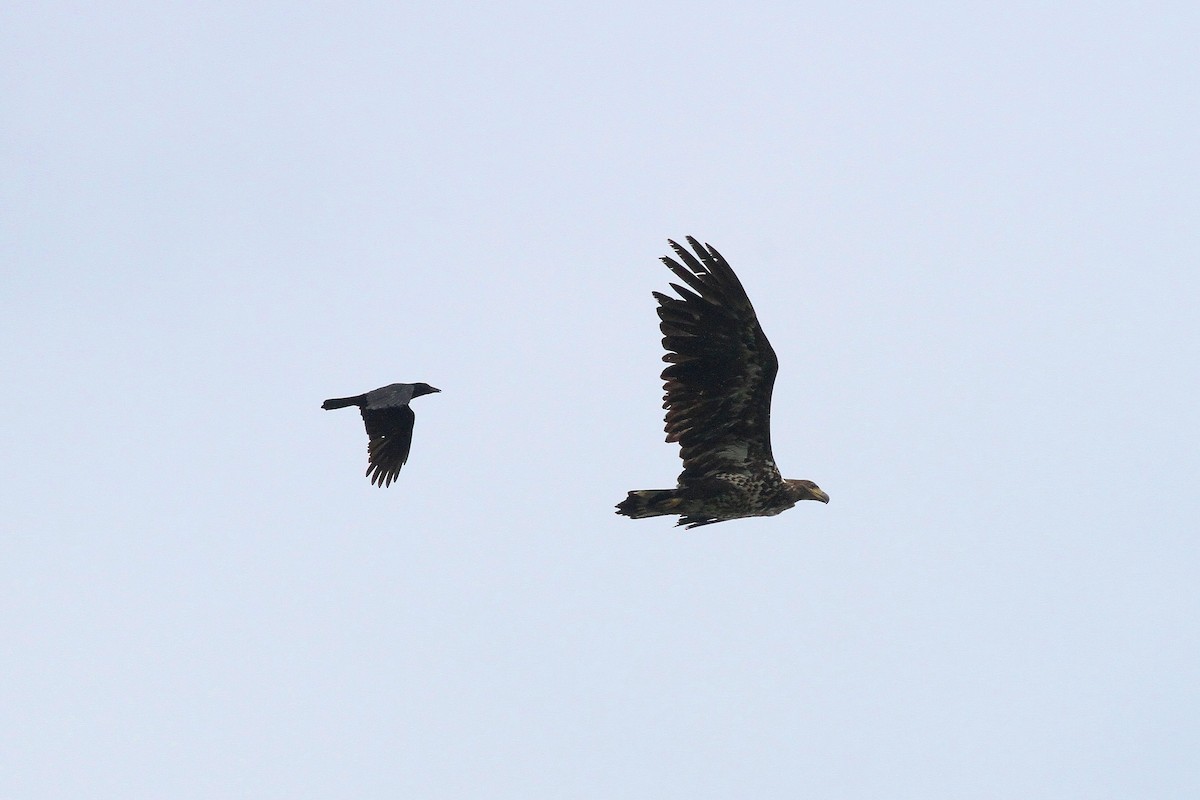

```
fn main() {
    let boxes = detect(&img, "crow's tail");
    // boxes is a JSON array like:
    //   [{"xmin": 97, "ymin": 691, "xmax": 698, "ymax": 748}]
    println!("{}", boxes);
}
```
[{"xmin": 321, "ymin": 394, "xmax": 365, "ymax": 410}]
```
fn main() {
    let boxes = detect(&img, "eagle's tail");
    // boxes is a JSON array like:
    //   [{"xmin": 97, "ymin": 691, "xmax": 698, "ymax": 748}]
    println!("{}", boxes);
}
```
[
  {"xmin": 615, "ymin": 489, "xmax": 682, "ymax": 519},
  {"xmin": 321, "ymin": 394, "xmax": 366, "ymax": 410}
]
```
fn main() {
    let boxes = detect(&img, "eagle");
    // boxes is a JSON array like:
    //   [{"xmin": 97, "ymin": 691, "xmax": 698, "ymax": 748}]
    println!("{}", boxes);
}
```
[
  {"xmin": 616, "ymin": 237, "xmax": 828, "ymax": 528},
  {"xmin": 322, "ymin": 382, "xmax": 440, "ymax": 486}
]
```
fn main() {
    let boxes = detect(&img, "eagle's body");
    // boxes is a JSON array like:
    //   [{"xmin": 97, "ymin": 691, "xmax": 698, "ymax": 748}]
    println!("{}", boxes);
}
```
[
  {"xmin": 616, "ymin": 238, "xmax": 828, "ymax": 528},
  {"xmin": 322, "ymin": 382, "xmax": 439, "ymax": 486}
]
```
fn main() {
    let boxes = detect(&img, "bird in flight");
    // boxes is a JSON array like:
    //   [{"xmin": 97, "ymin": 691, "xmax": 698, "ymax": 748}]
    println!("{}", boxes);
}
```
[
  {"xmin": 616, "ymin": 237, "xmax": 828, "ymax": 528},
  {"xmin": 322, "ymin": 382, "xmax": 440, "ymax": 486}
]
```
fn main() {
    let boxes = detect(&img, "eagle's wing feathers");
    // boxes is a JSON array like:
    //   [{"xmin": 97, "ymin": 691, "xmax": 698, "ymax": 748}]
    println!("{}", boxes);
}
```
[{"xmin": 655, "ymin": 238, "xmax": 780, "ymax": 484}]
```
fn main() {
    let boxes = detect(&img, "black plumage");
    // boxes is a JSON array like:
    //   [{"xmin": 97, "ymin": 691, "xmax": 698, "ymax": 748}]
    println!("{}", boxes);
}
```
[{"xmin": 322, "ymin": 382, "xmax": 440, "ymax": 486}]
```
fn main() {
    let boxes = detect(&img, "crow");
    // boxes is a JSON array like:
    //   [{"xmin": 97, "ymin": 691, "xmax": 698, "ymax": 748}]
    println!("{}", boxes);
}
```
[{"xmin": 322, "ymin": 382, "xmax": 440, "ymax": 486}]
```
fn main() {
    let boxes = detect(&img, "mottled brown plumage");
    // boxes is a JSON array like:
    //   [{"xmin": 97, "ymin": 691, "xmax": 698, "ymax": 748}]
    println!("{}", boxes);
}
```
[{"xmin": 616, "ymin": 237, "xmax": 828, "ymax": 528}]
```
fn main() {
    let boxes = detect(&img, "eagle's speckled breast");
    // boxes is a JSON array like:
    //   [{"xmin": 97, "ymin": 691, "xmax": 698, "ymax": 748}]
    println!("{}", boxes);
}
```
[{"xmin": 688, "ymin": 471, "xmax": 797, "ymax": 521}]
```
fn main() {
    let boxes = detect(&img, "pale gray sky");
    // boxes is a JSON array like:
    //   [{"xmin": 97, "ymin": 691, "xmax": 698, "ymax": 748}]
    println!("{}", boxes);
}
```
[{"xmin": 4, "ymin": 2, "xmax": 1198, "ymax": 798}]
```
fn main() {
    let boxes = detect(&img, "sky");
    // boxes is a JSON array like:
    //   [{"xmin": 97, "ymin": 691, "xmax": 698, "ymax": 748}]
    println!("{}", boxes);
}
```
[{"xmin": 3, "ymin": 2, "xmax": 1198, "ymax": 797}]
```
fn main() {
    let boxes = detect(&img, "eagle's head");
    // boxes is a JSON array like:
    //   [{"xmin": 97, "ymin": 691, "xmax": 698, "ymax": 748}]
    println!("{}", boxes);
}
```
[{"xmin": 786, "ymin": 479, "xmax": 829, "ymax": 504}]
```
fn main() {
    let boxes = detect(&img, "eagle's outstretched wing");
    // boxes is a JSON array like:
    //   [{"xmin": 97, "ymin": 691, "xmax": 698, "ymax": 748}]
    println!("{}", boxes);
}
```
[{"xmin": 654, "ymin": 237, "xmax": 780, "ymax": 485}]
